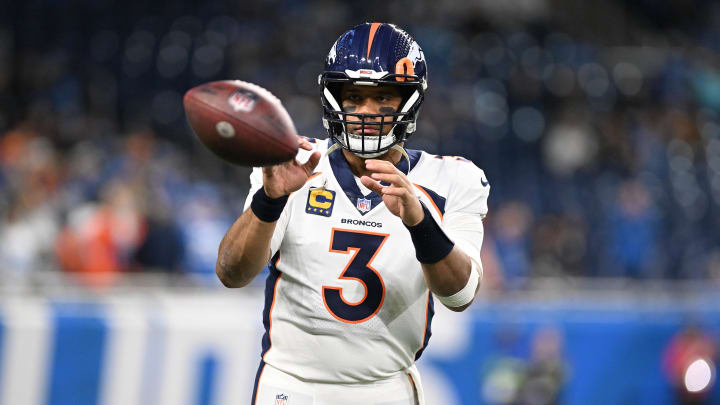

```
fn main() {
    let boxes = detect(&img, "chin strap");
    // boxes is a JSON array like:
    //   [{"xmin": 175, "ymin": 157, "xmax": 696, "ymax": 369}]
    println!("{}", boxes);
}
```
[
  {"xmin": 391, "ymin": 144, "xmax": 411, "ymax": 175},
  {"xmin": 325, "ymin": 142, "xmax": 342, "ymax": 156}
]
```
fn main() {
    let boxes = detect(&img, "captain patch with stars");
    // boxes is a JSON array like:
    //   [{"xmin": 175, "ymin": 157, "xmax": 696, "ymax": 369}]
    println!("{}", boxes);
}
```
[{"xmin": 305, "ymin": 187, "xmax": 336, "ymax": 217}]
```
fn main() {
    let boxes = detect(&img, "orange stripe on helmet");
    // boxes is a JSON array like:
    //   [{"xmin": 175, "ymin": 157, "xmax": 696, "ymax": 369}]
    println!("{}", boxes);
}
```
[
  {"xmin": 366, "ymin": 22, "xmax": 382, "ymax": 60},
  {"xmin": 395, "ymin": 57, "xmax": 415, "ymax": 81}
]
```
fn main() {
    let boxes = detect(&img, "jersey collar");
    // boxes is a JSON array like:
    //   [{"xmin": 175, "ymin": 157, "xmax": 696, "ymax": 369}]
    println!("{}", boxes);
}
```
[{"xmin": 327, "ymin": 139, "xmax": 422, "ymax": 216}]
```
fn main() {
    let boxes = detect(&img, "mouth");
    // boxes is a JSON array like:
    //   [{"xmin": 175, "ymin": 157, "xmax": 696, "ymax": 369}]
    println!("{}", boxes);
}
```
[{"xmin": 347, "ymin": 127, "xmax": 380, "ymax": 136}]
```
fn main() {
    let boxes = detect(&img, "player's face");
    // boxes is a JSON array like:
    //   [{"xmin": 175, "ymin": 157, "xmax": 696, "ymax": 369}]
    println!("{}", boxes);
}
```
[{"xmin": 341, "ymin": 83, "xmax": 403, "ymax": 136}]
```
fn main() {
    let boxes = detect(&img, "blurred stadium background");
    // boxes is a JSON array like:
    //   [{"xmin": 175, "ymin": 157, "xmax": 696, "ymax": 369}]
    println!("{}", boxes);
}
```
[{"xmin": 1, "ymin": 0, "xmax": 720, "ymax": 404}]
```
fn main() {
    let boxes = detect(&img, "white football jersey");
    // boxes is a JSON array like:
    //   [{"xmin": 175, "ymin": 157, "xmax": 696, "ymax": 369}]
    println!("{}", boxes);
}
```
[{"xmin": 244, "ymin": 138, "xmax": 489, "ymax": 384}]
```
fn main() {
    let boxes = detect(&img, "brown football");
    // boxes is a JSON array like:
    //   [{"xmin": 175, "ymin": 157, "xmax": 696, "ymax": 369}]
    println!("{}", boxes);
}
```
[{"xmin": 183, "ymin": 80, "xmax": 299, "ymax": 166}]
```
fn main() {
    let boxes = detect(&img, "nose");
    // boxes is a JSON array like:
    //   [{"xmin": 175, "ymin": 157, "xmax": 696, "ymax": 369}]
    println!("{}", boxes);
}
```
[{"xmin": 354, "ymin": 98, "xmax": 382, "ymax": 117}]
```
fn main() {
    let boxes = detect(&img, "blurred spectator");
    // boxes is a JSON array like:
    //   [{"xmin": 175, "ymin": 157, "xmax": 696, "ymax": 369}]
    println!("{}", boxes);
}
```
[
  {"xmin": 542, "ymin": 109, "xmax": 598, "ymax": 178},
  {"xmin": 490, "ymin": 201, "xmax": 533, "ymax": 285},
  {"xmin": 55, "ymin": 181, "xmax": 146, "ymax": 287},
  {"xmin": 0, "ymin": 127, "xmax": 60, "ymax": 284},
  {"xmin": 479, "ymin": 235, "xmax": 505, "ymax": 293},
  {"xmin": 482, "ymin": 326, "xmax": 568, "ymax": 405},
  {"xmin": 708, "ymin": 252, "xmax": 720, "ymax": 285},
  {"xmin": 531, "ymin": 215, "xmax": 588, "ymax": 278},
  {"xmin": 516, "ymin": 327, "xmax": 568, "ymax": 405},
  {"xmin": 177, "ymin": 183, "xmax": 233, "ymax": 286},
  {"xmin": 482, "ymin": 326, "xmax": 527, "ymax": 405},
  {"xmin": 607, "ymin": 180, "xmax": 660, "ymax": 278},
  {"xmin": 133, "ymin": 195, "xmax": 185, "ymax": 273}
]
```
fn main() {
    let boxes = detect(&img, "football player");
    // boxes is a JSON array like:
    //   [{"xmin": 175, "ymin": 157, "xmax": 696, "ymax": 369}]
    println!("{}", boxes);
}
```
[{"xmin": 217, "ymin": 22, "xmax": 490, "ymax": 405}]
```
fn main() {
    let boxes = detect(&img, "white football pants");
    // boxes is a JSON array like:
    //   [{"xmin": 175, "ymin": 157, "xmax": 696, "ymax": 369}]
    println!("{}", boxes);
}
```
[{"xmin": 252, "ymin": 363, "xmax": 423, "ymax": 405}]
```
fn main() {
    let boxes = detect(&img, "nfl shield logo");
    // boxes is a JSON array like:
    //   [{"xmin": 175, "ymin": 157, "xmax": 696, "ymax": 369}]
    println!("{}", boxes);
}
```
[
  {"xmin": 228, "ymin": 90, "xmax": 257, "ymax": 112},
  {"xmin": 357, "ymin": 198, "xmax": 371, "ymax": 213},
  {"xmin": 275, "ymin": 394, "xmax": 288, "ymax": 405}
]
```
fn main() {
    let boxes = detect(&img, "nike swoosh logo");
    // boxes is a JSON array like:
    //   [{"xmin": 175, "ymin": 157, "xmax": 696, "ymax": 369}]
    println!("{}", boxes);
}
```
[{"xmin": 481, "ymin": 177, "xmax": 489, "ymax": 187}]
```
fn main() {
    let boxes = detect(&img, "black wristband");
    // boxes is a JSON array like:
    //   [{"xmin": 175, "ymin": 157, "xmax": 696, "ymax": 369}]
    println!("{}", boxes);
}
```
[
  {"xmin": 250, "ymin": 188, "xmax": 288, "ymax": 222},
  {"xmin": 405, "ymin": 202, "xmax": 455, "ymax": 264}
]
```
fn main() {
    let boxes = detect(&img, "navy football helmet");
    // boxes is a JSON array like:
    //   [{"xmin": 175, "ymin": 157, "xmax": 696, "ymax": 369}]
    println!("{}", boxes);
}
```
[{"xmin": 320, "ymin": 23, "xmax": 428, "ymax": 157}]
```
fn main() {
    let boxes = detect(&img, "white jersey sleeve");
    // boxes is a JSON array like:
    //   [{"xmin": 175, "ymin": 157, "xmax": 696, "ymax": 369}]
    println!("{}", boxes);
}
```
[
  {"xmin": 242, "ymin": 140, "xmax": 325, "ymax": 256},
  {"xmin": 441, "ymin": 160, "xmax": 490, "ymax": 267}
]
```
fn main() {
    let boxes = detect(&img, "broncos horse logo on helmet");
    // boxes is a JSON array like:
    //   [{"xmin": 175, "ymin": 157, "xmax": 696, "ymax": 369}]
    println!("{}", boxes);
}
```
[{"xmin": 320, "ymin": 23, "xmax": 428, "ymax": 158}]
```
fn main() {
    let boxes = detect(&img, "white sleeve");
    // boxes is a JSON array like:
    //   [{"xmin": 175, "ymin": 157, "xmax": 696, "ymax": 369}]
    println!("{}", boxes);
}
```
[
  {"xmin": 243, "ymin": 167, "xmax": 290, "ymax": 256},
  {"xmin": 240, "ymin": 140, "xmax": 325, "ymax": 256},
  {"xmin": 441, "ymin": 162, "xmax": 490, "ymax": 268}
]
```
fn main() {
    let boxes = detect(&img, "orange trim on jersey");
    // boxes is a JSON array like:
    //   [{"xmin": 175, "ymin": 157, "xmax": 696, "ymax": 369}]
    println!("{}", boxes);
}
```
[
  {"xmin": 262, "ymin": 254, "xmax": 282, "ymax": 363},
  {"xmin": 305, "ymin": 171, "xmax": 322, "ymax": 183},
  {"xmin": 415, "ymin": 291, "xmax": 432, "ymax": 357},
  {"xmin": 413, "ymin": 184, "xmax": 443, "ymax": 220},
  {"xmin": 366, "ymin": 22, "xmax": 382, "ymax": 60},
  {"xmin": 395, "ymin": 57, "xmax": 415, "ymax": 81},
  {"xmin": 321, "ymin": 228, "xmax": 389, "ymax": 324},
  {"xmin": 433, "ymin": 154, "xmax": 474, "ymax": 163}
]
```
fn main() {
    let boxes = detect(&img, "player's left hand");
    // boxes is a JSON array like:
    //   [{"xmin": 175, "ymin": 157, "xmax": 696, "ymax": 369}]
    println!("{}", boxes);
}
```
[{"xmin": 361, "ymin": 160, "xmax": 424, "ymax": 226}]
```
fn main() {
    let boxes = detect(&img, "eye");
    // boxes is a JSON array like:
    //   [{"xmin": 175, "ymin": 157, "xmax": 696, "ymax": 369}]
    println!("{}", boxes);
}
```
[{"xmin": 344, "ymin": 94, "xmax": 361, "ymax": 102}]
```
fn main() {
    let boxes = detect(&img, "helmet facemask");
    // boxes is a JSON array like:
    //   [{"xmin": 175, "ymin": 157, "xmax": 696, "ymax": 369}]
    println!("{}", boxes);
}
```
[{"xmin": 320, "ymin": 73, "xmax": 425, "ymax": 158}]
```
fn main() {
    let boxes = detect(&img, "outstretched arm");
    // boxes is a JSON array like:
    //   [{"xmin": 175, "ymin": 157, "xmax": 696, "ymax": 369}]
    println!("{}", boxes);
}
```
[
  {"xmin": 216, "ymin": 207, "xmax": 279, "ymax": 288},
  {"xmin": 216, "ymin": 138, "xmax": 321, "ymax": 288}
]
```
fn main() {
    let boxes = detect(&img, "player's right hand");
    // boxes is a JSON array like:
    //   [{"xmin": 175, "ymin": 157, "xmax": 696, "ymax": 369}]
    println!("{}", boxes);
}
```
[{"xmin": 262, "ymin": 136, "xmax": 321, "ymax": 198}]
